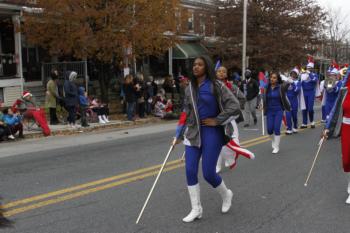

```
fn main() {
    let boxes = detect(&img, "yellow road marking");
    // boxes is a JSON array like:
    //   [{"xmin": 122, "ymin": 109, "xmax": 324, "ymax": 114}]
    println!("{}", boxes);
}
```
[
  {"xmin": 3, "ymin": 160, "xmax": 182, "ymax": 209},
  {"xmin": 4, "ymin": 163, "xmax": 184, "ymax": 217},
  {"xmin": 3, "ymin": 123, "xmax": 322, "ymax": 217}
]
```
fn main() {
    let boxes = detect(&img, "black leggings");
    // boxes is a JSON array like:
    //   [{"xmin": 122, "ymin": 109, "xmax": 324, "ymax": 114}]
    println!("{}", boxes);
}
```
[
  {"xmin": 66, "ymin": 105, "xmax": 76, "ymax": 124},
  {"xmin": 92, "ymin": 107, "xmax": 109, "ymax": 116}
]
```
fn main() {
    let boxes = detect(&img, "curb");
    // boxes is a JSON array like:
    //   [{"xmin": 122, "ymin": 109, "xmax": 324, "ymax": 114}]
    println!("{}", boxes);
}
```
[{"xmin": 23, "ymin": 118, "xmax": 174, "ymax": 139}]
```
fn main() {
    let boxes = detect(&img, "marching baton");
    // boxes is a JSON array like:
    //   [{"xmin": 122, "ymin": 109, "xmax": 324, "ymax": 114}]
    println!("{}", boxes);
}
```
[
  {"xmin": 180, "ymin": 151, "xmax": 185, "ymax": 161},
  {"xmin": 136, "ymin": 139, "xmax": 176, "ymax": 224},
  {"xmin": 261, "ymin": 99, "xmax": 265, "ymax": 136},
  {"xmin": 304, "ymin": 137, "xmax": 325, "ymax": 187}
]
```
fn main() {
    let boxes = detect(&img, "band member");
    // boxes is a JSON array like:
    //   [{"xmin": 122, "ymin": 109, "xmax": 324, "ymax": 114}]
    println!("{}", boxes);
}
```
[
  {"xmin": 323, "ymin": 70, "xmax": 350, "ymax": 204},
  {"xmin": 300, "ymin": 57, "xmax": 319, "ymax": 129},
  {"xmin": 322, "ymin": 66, "xmax": 342, "ymax": 120},
  {"xmin": 215, "ymin": 66, "xmax": 249, "ymax": 173},
  {"xmin": 264, "ymin": 72, "xmax": 291, "ymax": 154},
  {"xmin": 174, "ymin": 56, "xmax": 242, "ymax": 222},
  {"xmin": 286, "ymin": 68, "xmax": 301, "ymax": 135}
]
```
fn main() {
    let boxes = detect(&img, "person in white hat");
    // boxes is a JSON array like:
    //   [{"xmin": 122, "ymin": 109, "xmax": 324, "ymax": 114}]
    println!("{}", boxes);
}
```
[{"xmin": 285, "ymin": 68, "xmax": 301, "ymax": 135}]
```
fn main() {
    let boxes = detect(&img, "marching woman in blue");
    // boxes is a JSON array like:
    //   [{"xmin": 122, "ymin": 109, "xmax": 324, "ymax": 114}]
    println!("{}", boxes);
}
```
[
  {"xmin": 174, "ymin": 56, "xmax": 242, "ymax": 222},
  {"xmin": 264, "ymin": 72, "xmax": 291, "ymax": 154},
  {"xmin": 322, "ymin": 66, "xmax": 342, "ymax": 120},
  {"xmin": 286, "ymin": 68, "xmax": 301, "ymax": 135}
]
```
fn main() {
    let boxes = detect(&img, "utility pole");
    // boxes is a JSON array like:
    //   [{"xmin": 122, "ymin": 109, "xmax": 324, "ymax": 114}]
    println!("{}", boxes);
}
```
[{"xmin": 242, "ymin": 0, "xmax": 248, "ymax": 80}]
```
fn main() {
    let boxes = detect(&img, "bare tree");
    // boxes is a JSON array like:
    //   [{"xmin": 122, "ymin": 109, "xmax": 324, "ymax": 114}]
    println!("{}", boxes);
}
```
[{"xmin": 325, "ymin": 7, "xmax": 350, "ymax": 62}]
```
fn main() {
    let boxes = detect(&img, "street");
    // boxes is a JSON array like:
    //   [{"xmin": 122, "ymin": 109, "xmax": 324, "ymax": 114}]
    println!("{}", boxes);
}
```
[{"xmin": 0, "ymin": 109, "xmax": 349, "ymax": 233}]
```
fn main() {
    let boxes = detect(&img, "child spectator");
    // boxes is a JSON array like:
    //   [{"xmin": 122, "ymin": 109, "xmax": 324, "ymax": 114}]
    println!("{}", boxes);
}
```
[
  {"xmin": 90, "ymin": 97, "xmax": 110, "ymax": 124},
  {"xmin": 2, "ymin": 108, "xmax": 23, "ymax": 139},
  {"xmin": 0, "ymin": 111, "xmax": 14, "ymax": 141},
  {"xmin": 78, "ymin": 87, "xmax": 89, "ymax": 127}
]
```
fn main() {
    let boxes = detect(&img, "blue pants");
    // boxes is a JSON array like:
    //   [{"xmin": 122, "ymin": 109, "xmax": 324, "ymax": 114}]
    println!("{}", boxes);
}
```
[
  {"xmin": 127, "ymin": 102, "xmax": 135, "ymax": 121},
  {"xmin": 266, "ymin": 110, "xmax": 283, "ymax": 135},
  {"xmin": 321, "ymin": 105, "xmax": 326, "ymax": 121},
  {"xmin": 185, "ymin": 126, "xmax": 224, "ymax": 188},
  {"xmin": 286, "ymin": 96, "xmax": 298, "ymax": 130},
  {"xmin": 302, "ymin": 91, "xmax": 315, "ymax": 124},
  {"xmin": 325, "ymin": 100, "xmax": 336, "ymax": 119}
]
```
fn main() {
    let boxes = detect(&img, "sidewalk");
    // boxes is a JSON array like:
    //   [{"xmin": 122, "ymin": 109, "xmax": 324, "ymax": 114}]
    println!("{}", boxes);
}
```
[{"xmin": 23, "ymin": 116, "xmax": 171, "ymax": 139}]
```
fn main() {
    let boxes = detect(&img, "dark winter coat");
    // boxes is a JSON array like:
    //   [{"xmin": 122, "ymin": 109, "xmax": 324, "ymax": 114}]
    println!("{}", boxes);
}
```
[{"xmin": 63, "ymin": 80, "xmax": 79, "ymax": 107}]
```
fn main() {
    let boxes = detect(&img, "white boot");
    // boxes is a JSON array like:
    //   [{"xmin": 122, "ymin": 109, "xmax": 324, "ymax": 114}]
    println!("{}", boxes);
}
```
[
  {"xmin": 346, "ymin": 175, "xmax": 350, "ymax": 204},
  {"xmin": 98, "ymin": 116, "xmax": 106, "ymax": 124},
  {"xmin": 183, "ymin": 184, "xmax": 203, "ymax": 222},
  {"xmin": 102, "ymin": 115, "xmax": 110, "ymax": 123},
  {"xmin": 215, "ymin": 181, "xmax": 233, "ymax": 213},
  {"xmin": 216, "ymin": 154, "xmax": 223, "ymax": 173},
  {"xmin": 271, "ymin": 135, "xmax": 275, "ymax": 151},
  {"xmin": 272, "ymin": 135, "xmax": 280, "ymax": 154}
]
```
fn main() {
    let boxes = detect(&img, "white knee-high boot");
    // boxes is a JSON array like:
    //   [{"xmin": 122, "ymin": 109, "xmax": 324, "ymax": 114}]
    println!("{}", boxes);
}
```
[
  {"xmin": 216, "ymin": 154, "xmax": 223, "ymax": 173},
  {"xmin": 102, "ymin": 115, "xmax": 110, "ymax": 123},
  {"xmin": 183, "ymin": 184, "xmax": 203, "ymax": 222},
  {"xmin": 346, "ymin": 174, "xmax": 350, "ymax": 204},
  {"xmin": 272, "ymin": 135, "xmax": 280, "ymax": 154},
  {"xmin": 215, "ymin": 181, "xmax": 233, "ymax": 213}
]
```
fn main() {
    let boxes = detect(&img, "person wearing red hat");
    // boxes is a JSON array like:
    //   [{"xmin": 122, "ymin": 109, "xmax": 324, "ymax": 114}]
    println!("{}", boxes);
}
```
[{"xmin": 12, "ymin": 91, "xmax": 51, "ymax": 136}]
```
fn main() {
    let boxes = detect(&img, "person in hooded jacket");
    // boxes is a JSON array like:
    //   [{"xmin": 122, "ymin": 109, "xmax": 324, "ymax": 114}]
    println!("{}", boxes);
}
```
[{"xmin": 64, "ymin": 71, "xmax": 79, "ymax": 128}]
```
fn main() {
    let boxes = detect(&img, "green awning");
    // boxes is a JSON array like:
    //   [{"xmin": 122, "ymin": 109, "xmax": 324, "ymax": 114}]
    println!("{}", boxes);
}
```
[{"xmin": 173, "ymin": 43, "xmax": 208, "ymax": 60}]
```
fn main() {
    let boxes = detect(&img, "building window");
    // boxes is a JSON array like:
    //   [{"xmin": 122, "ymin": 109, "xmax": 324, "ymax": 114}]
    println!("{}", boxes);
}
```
[
  {"xmin": 0, "ymin": 88, "xmax": 4, "ymax": 106},
  {"xmin": 188, "ymin": 10, "xmax": 194, "ymax": 32},
  {"xmin": 200, "ymin": 15, "xmax": 205, "ymax": 36}
]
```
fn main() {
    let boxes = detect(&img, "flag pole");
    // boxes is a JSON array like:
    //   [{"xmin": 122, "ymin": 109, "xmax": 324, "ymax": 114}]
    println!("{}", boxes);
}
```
[
  {"xmin": 261, "ymin": 98, "xmax": 265, "ymax": 136},
  {"xmin": 136, "ymin": 139, "xmax": 176, "ymax": 224}
]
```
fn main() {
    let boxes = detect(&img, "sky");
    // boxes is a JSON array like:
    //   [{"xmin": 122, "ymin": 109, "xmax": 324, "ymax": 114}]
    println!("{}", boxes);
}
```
[{"xmin": 318, "ymin": 0, "xmax": 350, "ymax": 23}]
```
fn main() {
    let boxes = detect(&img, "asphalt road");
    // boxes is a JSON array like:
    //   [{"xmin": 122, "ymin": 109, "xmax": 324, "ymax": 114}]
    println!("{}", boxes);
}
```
[{"xmin": 0, "ymin": 108, "xmax": 349, "ymax": 233}]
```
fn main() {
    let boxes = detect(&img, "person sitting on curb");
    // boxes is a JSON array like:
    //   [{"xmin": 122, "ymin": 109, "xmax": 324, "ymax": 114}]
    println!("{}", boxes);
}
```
[
  {"xmin": 90, "ymin": 97, "xmax": 110, "ymax": 124},
  {"xmin": 2, "ymin": 108, "xmax": 24, "ymax": 139},
  {"xmin": 12, "ymin": 91, "xmax": 51, "ymax": 136},
  {"xmin": 0, "ymin": 111, "xmax": 14, "ymax": 141},
  {"xmin": 78, "ymin": 87, "xmax": 89, "ymax": 128}
]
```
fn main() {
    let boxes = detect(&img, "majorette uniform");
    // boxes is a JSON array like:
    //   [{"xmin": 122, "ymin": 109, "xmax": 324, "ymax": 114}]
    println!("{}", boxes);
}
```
[
  {"xmin": 326, "ymin": 70, "xmax": 350, "ymax": 204},
  {"xmin": 300, "ymin": 58, "xmax": 320, "ymax": 128},
  {"xmin": 322, "ymin": 67, "xmax": 342, "ymax": 120},
  {"xmin": 286, "ymin": 68, "xmax": 301, "ymax": 134}
]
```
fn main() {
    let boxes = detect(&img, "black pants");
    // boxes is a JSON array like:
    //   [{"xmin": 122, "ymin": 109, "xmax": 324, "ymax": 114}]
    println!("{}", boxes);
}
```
[
  {"xmin": 0, "ymin": 125, "xmax": 11, "ymax": 140},
  {"xmin": 92, "ymin": 107, "xmax": 109, "ymax": 116},
  {"xmin": 49, "ymin": 108, "xmax": 59, "ymax": 124},
  {"xmin": 66, "ymin": 105, "xmax": 76, "ymax": 124},
  {"xmin": 138, "ymin": 102, "xmax": 145, "ymax": 118},
  {"xmin": 80, "ymin": 106, "xmax": 88, "ymax": 126}
]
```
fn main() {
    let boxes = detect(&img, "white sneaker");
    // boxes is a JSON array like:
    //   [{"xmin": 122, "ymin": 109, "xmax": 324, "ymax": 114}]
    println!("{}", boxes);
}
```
[
  {"xmin": 286, "ymin": 130, "xmax": 293, "ymax": 135},
  {"xmin": 346, "ymin": 195, "xmax": 350, "ymax": 204},
  {"xmin": 8, "ymin": 135, "xmax": 15, "ymax": 140},
  {"xmin": 183, "ymin": 184, "xmax": 203, "ymax": 223},
  {"xmin": 311, "ymin": 122, "xmax": 316, "ymax": 128},
  {"xmin": 292, "ymin": 128, "xmax": 298, "ymax": 133}
]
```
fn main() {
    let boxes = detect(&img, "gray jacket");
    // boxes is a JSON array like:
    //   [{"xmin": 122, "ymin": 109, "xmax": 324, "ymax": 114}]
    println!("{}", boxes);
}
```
[{"xmin": 181, "ymin": 80, "xmax": 242, "ymax": 147}]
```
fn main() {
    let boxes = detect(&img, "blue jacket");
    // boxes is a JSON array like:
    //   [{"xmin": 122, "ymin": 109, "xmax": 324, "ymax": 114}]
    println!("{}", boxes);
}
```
[
  {"xmin": 302, "ymin": 72, "xmax": 318, "ymax": 92},
  {"xmin": 64, "ymin": 79, "xmax": 79, "ymax": 106},
  {"xmin": 3, "ymin": 114, "xmax": 21, "ymax": 126},
  {"xmin": 78, "ymin": 87, "xmax": 89, "ymax": 107}
]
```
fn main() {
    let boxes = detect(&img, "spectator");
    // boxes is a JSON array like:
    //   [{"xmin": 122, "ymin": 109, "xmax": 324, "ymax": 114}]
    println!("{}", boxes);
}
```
[
  {"xmin": 12, "ymin": 91, "xmax": 51, "ymax": 136},
  {"xmin": 242, "ymin": 69, "xmax": 260, "ymax": 127},
  {"xmin": 46, "ymin": 69, "xmax": 60, "ymax": 125},
  {"xmin": 78, "ymin": 87, "xmax": 89, "ymax": 127},
  {"xmin": 163, "ymin": 75, "xmax": 176, "ymax": 95},
  {"xmin": 0, "ymin": 110, "xmax": 14, "ymax": 141},
  {"xmin": 2, "ymin": 108, "xmax": 23, "ymax": 139},
  {"xmin": 123, "ymin": 74, "xmax": 137, "ymax": 121},
  {"xmin": 145, "ymin": 76, "xmax": 155, "ymax": 115},
  {"xmin": 135, "ymin": 73, "xmax": 146, "ymax": 118},
  {"xmin": 179, "ymin": 76, "xmax": 189, "ymax": 108},
  {"xmin": 64, "ymin": 71, "xmax": 79, "ymax": 128},
  {"xmin": 90, "ymin": 97, "xmax": 110, "ymax": 124}
]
